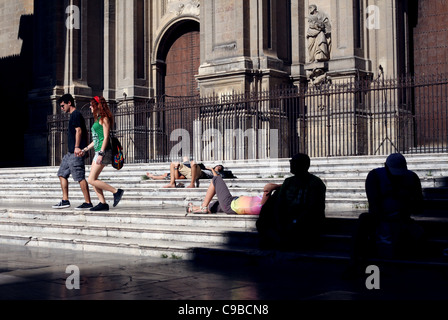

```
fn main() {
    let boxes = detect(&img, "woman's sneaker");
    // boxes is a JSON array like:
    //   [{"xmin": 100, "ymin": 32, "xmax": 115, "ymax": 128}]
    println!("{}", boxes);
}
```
[
  {"xmin": 90, "ymin": 203, "xmax": 110, "ymax": 211},
  {"xmin": 113, "ymin": 189, "xmax": 124, "ymax": 207},
  {"xmin": 52, "ymin": 200, "xmax": 70, "ymax": 209}
]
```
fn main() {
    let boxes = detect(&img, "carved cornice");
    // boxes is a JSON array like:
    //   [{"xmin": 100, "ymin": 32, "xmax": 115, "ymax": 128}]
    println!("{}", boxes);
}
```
[{"xmin": 168, "ymin": 0, "xmax": 200, "ymax": 17}]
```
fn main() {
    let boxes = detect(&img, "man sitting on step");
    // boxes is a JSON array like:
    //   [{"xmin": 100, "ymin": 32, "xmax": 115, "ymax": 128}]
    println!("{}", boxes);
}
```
[
  {"xmin": 351, "ymin": 153, "xmax": 426, "ymax": 264},
  {"xmin": 161, "ymin": 159, "xmax": 203, "ymax": 189},
  {"xmin": 256, "ymin": 153, "xmax": 327, "ymax": 250}
]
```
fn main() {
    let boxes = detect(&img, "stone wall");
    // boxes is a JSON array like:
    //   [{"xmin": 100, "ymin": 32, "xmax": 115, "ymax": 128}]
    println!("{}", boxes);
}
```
[{"xmin": 0, "ymin": 0, "xmax": 33, "ymax": 58}]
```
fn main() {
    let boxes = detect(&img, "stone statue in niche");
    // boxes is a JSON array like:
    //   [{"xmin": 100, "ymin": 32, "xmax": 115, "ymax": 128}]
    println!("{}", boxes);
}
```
[
  {"xmin": 306, "ymin": 4, "xmax": 331, "ymax": 63},
  {"xmin": 305, "ymin": 4, "xmax": 332, "ymax": 86}
]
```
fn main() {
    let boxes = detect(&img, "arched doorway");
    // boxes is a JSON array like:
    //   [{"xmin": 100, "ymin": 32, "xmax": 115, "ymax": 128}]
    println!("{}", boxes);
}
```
[
  {"xmin": 154, "ymin": 19, "xmax": 201, "ymax": 160},
  {"xmin": 157, "ymin": 20, "xmax": 200, "ymax": 98}
]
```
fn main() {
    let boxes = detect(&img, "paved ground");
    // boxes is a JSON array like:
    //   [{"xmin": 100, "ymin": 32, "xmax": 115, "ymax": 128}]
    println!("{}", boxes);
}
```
[
  {"xmin": 1, "ymin": 242, "xmax": 448, "ymax": 301},
  {"xmin": 1, "ymin": 245, "xmax": 447, "ymax": 319}
]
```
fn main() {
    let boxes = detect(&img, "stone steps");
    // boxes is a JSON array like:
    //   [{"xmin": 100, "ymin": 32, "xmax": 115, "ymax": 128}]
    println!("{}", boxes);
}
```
[
  {"xmin": 0, "ymin": 153, "xmax": 447, "ymax": 211},
  {"xmin": 0, "ymin": 218, "xmax": 258, "ymax": 247},
  {"xmin": 0, "ymin": 205, "xmax": 446, "ymax": 266},
  {"xmin": 0, "ymin": 205, "xmax": 259, "ymax": 259},
  {"xmin": 0, "ymin": 154, "xmax": 447, "ymax": 266}
]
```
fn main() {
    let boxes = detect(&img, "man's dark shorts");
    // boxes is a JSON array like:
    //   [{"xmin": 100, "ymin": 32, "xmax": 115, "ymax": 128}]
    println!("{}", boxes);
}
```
[{"xmin": 57, "ymin": 153, "xmax": 86, "ymax": 182}]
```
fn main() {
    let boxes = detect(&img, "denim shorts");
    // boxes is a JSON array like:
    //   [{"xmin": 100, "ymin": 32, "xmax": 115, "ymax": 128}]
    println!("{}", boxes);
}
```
[
  {"xmin": 57, "ymin": 153, "xmax": 86, "ymax": 182},
  {"xmin": 92, "ymin": 149, "xmax": 112, "ymax": 166}
]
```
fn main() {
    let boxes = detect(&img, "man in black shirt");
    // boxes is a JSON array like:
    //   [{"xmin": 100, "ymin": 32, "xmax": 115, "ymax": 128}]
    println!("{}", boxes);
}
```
[
  {"xmin": 256, "ymin": 153, "xmax": 327, "ymax": 250},
  {"xmin": 53, "ymin": 94, "xmax": 92, "ymax": 210}
]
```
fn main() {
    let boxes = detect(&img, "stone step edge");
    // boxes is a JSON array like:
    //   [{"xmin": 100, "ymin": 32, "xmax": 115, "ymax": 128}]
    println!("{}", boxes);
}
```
[
  {"xmin": 2, "ymin": 205, "xmax": 446, "ymax": 224},
  {"xmin": 0, "ymin": 232, "xmax": 356, "ymax": 263},
  {"xmin": 0, "ymin": 233, "xmax": 210, "ymax": 259},
  {"xmin": 0, "ymin": 165, "xmax": 446, "ymax": 177},
  {"xmin": 0, "ymin": 217, "xmax": 257, "ymax": 234},
  {"xmin": 2, "ymin": 214, "xmax": 447, "ymax": 242},
  {"xmin": 1, "ymin": 152, "xmax": 447, "ymax": 169},
  {"xmin": 0, "ymin": 195, "xmax": 371, "ymax": 203},
  {"xmin": 2, "ymin": 231, "xmax": 447, "ymax": 268}
]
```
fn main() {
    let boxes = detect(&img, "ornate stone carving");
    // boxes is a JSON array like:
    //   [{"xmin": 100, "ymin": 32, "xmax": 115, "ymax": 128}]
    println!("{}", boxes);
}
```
[
  {"xmin": 168, "ymin": 0, "xmax": 200, "ymax": 17},
  {"xmin": 308, "ymin": 68, "xmax": 331, "ymax": 86}
]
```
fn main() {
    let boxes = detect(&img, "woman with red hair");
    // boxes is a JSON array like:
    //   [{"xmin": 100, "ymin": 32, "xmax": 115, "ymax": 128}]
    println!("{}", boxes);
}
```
[{"xmin": 81, "ymin": 96, "xmax": 124, "ymax": 211}]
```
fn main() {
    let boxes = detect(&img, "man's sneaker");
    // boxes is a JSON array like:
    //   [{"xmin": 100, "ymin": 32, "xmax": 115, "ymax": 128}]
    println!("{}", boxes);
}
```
[
  {"xmin": 113, "ymin": 189, "xmax": 124, "ymax": 207},
  {"xmin": 75, "ymin": 203, "xmax": 93, "ymax": 210},
  {"xmin": 90, "ymin": 203, "xmax": 109, "ymax": 211},
  {"xmin": 52, "ymin": 200, "xmax": 70, "ymax": 209}
]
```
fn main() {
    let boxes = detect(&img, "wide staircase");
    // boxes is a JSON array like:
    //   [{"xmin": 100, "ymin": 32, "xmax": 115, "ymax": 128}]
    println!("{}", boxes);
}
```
[{"xmin": 0, "ymin": 153, "xmax": 447, "ymax": 268}]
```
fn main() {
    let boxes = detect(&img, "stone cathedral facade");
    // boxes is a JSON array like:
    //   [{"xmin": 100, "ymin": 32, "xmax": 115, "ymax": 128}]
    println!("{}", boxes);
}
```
[{"xmin": 1, "ymin": 0, "xmax": 447, "ymax": 166}]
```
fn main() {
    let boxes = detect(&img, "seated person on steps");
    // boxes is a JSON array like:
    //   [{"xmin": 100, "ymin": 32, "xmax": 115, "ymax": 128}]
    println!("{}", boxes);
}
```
[
  {"xmin": 351, "ymin": 153, "xmax": 425, "ymax": 264},
  {"xmin": 256, "ymin": 153, "xmax": 327, "ymax": 250},
  {"xmin": 163, "ymin": 159, "xmax": 202, "ymax": 189}
]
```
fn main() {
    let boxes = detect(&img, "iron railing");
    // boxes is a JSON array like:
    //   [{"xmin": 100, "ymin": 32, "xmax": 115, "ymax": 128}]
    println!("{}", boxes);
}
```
[{"xmin": 47, "ymin": 74, "xmax": 448, "ymax": 165}]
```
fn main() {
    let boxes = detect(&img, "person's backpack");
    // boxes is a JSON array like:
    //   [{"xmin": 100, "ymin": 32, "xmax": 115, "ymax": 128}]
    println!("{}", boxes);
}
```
[{"xmin": 109, "ymin": 135, "xmax": 125, "ymax": 170}]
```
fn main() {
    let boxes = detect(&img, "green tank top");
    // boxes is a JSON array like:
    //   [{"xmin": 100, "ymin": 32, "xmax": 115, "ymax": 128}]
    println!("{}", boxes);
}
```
[{"xmin": 91, "ymin": 118, "xmax": 105, "ymax": 152}]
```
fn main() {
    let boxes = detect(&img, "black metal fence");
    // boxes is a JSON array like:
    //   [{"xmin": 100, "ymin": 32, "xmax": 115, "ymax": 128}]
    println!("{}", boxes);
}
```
[{"xmin": 47, "ymin": 74, "xmax": 448, "ymax": 165}]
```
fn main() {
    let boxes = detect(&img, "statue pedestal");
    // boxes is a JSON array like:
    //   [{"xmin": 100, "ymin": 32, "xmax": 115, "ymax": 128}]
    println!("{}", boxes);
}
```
[
  {"xmin": 303, "ymin": 60, "xmax": 372, "ymax": 157},
  {"xmin": 305, "ymin": 62, "xmax": 329, "ymax": 86},
  {"xmin": 305, "ymin": 61, "xmax": 328, "ymax": 71}
]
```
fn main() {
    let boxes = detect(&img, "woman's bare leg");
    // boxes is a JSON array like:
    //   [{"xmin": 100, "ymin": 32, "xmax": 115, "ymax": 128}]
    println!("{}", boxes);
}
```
[
  {"xmin": 146, "ymin": 172, "xmax": 168, "ymax": 180},
  {"xmin": 200, "ymin": 180, "xmax": 216, "ymax": 208},
  {"xmin": 163, "ymin": 162, "xmax": 180, "ymax": 188},
  {"xmin": 88, "ymin": 162, "xmax": 117, "ymax": 203}
]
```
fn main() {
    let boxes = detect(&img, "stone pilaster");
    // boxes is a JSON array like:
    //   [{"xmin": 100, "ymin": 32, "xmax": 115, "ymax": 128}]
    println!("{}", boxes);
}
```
[
  {"xmin": 197, "ymin": 0, "xmax": 290, "ymax": 96},
  {"xmin": 115, "ymin": 0, "xmax": 149, "ymax": 103}
]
